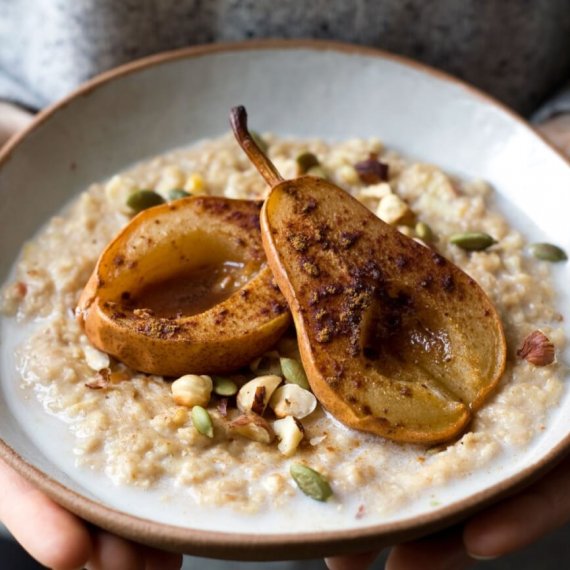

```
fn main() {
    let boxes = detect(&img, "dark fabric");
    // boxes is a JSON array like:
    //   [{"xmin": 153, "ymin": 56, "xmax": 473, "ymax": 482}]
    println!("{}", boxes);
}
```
[{"xmin": 1, "ymin": 0, "xmax": 570, "ymax": 115}]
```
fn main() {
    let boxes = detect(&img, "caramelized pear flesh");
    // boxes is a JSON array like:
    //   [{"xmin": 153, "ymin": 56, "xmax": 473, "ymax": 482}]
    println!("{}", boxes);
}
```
[
  {"xmin": 260, "ymin": 179, "xmax": 506, "ymax": 443},
  {"xmin": 229, "ymin": 105, "xmax": 506, "ymax": 444},
  {"xmin": 77, "ymin": 197, "xmax": 290, "ymax": 376}
]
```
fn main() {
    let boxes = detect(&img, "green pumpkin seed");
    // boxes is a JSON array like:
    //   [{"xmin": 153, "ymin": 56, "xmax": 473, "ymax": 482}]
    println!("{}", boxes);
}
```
[
  {"xmin": 191, "ymin": 406, "xmax": 214, "ymax": 438},
  {"xmin": 290, "ymin": 463, "xmax": 332, "ymax": 502},
  {"xmin": 168, "ymin": 188, "xmax": 191, "ymax": 201},
  {"xmin": 126, "ymin": 189, "xmax": 165, "ymax": 213},
  {"xmin": 449, "ymin": 232, "xmax": 496, "ymax": 251},
  {"xmin": 528, "ymin": 243, "xmax": 567, "ymax": 262},
  {"xmin": 296, "ymin": 152, "xmax": 320, "ymax": 174},
  {"xmin": 280, "ymin": 357, "xmax": 310, "ymax": 390},
  {"xmin": 415, "ymin": 221, "xmax": 434, "ymax": 242},
  {"xmin": 212, "ymin": 376, "xmax": 238, "ymax": 397},
  {"xmin": 250, "ymin": 130, "xmax": 269, "ymax": 154}
]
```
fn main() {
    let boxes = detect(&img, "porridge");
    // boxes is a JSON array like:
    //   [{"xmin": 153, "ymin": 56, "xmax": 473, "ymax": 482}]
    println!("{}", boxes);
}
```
[{"xmin": 0, "ymin": 131, "xmax": 566, "ymax": 516}]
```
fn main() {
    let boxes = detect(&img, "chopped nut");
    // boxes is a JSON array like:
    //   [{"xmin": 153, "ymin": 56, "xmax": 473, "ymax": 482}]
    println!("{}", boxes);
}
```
[
  {"xmin": 229, "ymin": 414, "xmax": 274, "ymax": 443},
  {"xmin": 184, "ymin": 172, "xmax": 207, "ymax": 195},
  {"xmin": 171, "ymin": 374, "xmax": 213, "ymax": 407},
  {"xmin": 269, "ymin": 384, "xmax": 317, "ymax": 419},
  {"xmin": 376, "ymin": 194, "xmax": 415, "ymax": 225},
  {"xmin": 237, "ymin": 375, "xmax": 282, "ymax": 415},
  {"xmin": 356, "ymin": 182, "xmax": 392, "ymax": 201},
  {"xmin": 517, "ymin": 330, "xmax": 556, "ymax": 366},
  {"xmin": 354, "ymin": 155, "xmax": 389, "ymax": 184},
  {"xmin": 83, "ymin": 345, "xmax": 111, "ymax": 371},
  {"xmin": 273, "ymin": 416, "xmax": 305, "ymax": 456},
  {"xmin": 217, "ymin": 397, "xmax": 229, "ymax": 417},
  {"xmin": 85, "ymin": 368, "xmax": 110, "ymax": 390}
]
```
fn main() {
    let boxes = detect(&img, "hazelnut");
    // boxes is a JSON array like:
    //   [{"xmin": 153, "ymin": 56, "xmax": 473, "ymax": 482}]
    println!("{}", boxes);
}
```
[
  {"xmin": 517, "ymin": 330, "xmax": 556, "ymax": 366},
  {"xmin": 229, "ymin": 414, "xmax": 274, "ymax": 444},
  {"xmin": 171, "ymin": 374, "xmax": 213, "ymax": 407}
]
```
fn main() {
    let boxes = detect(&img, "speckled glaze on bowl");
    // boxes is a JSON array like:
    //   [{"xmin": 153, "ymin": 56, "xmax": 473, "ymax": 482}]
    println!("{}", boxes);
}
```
[{"xmin": 0, "ymin": 40, "xmax": 569, "ymax": 560}]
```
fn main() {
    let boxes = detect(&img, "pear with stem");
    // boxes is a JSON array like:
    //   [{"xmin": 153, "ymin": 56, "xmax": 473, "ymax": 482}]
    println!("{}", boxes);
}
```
[{"xmin": 230, "ymin": 106, "xmax": 506, "ymax": 444}]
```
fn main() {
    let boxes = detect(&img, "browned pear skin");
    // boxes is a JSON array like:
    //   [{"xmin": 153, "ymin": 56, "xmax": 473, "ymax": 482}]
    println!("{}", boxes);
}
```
[
  {"xmin": 229, "ymin": 106, "xmax": 507, "ymax": 444},
  {"xmin": 260, "ymin": 180, "xmax": 507, "ymax": 443},
  {"xmin": 77, "ymin": 196, "xmax": 290, "ymax": 376}
]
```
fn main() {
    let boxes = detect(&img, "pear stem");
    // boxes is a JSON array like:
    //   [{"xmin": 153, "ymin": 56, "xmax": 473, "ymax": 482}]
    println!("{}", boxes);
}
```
[{"xmin": 230, "ymin": 106, "xmax": 284, "ymax": 187}]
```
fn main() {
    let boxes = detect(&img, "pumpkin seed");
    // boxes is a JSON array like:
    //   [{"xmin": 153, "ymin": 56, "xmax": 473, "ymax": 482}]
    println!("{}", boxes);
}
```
[
  {"xmin": 449, "ymin": 232, "xmax": 496, "ymax": 251},
  {"xmin": 280, "ymin": 357, "xmax": 310, "ymax": 390},
  {"xmin": 296, "ymin": 152, "xmax": 320, "ymax": 174},
  {"xmin": 290, "ymin": 463, "xmax": 332, "ymax": 502},
  {"xmin": 415, "ymin": 221, "xmax": 434, "ymax": 242},
  {"xmin": 250, "ymin": 130, "xmax": 268, "ymax": 154},
  {"xmin": 168, "ymin": 188, "xmax": 191, "ymax": 201},
  {"xmin": 212, "ymin": 376, "xmax": 238, "ymax": 397},
  {"xmin": 191, "ymin": 406, "xmax": 214, "ymax": 438},
  {"xmin": 528, "ymin": 243, "xmax": 567, "ymax": 262},
  {"xmin": 126, "ymin": 189, "xmax": 165, "ymax": 213}
]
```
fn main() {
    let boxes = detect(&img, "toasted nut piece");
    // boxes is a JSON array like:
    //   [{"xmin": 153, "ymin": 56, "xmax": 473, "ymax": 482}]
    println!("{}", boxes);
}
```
[
  {"xmin": 273, "ymin": 416, "xmax": 305, "ymax": 456},
  {"xmin": 357, "ymin": 182, "xmax": 392, "ymax": 200},
  {"xmin": 184, "ymin": 172, "xmax": 207, "ymax": 195},
  {"xmin": 83, "ymin": 344, "xmax": 110, "ymax": 371},
  {"xmin": 517, "ymin": 330, "xmax": 556, "ymax": 366},
  {"xmin": 237, "ymin": 375, "xmax": 282, "ymax": 415},
  {"xmin": 171, "ymin": 374, "xmax": 213, "ymax": 407},
  {"xmin": 269, "ymin": 384, "xmax": 317, "ymax": 419},
  {"xmin": 376, "ymin": 193, "xmax": 415, "ymax": 225},
  {"xmin": 229, "ymin": 413, "xmax": 274, "ymax": 443}
]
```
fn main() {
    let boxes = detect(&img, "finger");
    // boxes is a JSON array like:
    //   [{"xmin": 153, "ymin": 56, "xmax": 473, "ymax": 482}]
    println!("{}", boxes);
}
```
[
  {"xmin": 325, "ymin": 550, "xmax": 378, "ymax": 570},
  {"xmin": 386, "ymin": 527, "xmax": 474, "ymax": 570},
  {"xmin": 141, "ymin": 545, "xmax": 183, "ymax": 570},
  {"xmin": 536, "ymin": 114, "xmax": 570, "ymax": 157},
  {"xmin": 86, "ymin": 531, "xmax": 183, "ymax": 570},
  {"xmin": 0, "ymin": 458, "xmax": 92, "ymax": 570},
  {"xmin": 86, "ymin": 531, "xmax": 145, "ymax": 570},
  {"xmin": 464, "ymin": 455, "xmax": 570, "ymax": 559}
]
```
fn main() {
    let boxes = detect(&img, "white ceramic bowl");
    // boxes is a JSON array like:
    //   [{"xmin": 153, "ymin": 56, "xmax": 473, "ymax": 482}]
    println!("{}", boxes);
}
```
[{"xmin": 1, "ymin": 40, "xmax": 569, "ymax": 560}]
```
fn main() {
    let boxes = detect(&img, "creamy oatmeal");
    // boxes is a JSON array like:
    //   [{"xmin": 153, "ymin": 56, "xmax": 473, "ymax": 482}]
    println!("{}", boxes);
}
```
[{"xmin": 1, "ymin": 133, "xmax": 565, "ymax": 516}]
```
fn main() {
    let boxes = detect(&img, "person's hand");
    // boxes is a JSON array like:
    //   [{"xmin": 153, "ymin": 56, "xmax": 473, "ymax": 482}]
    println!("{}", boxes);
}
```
[
  {"xmin": 326, "ymin": 453, "xmax": 570, "ymax": 570},
  {"xmin": 536, "ymin": 113, "xmax": 570, "ymax": 156},
  {"xmin": 0, "ymin": 458, "xmax": 183, "ymax": 570}
]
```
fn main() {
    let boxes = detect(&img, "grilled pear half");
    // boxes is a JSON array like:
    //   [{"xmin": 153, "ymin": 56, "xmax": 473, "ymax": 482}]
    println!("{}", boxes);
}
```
[
  {"xmin": 231, "ymin": 106, "xmax": 506, "ymax": 444},
  {"xmin": 77, "ymin": 196, "xmax": 289, "ymax": 376}
]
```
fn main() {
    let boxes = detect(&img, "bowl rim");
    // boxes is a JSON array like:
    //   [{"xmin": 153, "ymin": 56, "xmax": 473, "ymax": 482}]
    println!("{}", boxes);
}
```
[{"xmin": 1, "ymin": 38, "xmax": 569, "ymax": 560}]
